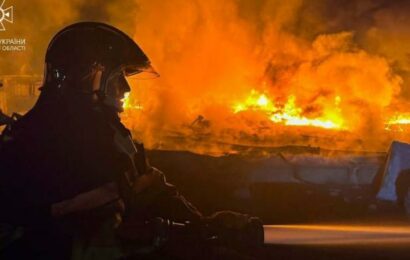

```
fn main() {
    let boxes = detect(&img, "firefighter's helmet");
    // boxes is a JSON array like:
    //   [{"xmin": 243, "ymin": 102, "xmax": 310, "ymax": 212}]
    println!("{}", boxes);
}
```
[{"xmin": 42, "ymin": 22, "xmax": 157, "ymax": 110}]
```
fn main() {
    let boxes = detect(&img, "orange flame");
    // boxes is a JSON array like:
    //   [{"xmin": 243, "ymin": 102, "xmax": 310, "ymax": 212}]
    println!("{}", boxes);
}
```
[
  {"xmin": 385, "ymin": 114, "xmax": 410, "ymax": 132},
  {"xmin": 387, "ymin": 114, "xmax": 410, "ymax": 125},
  {"xmin": 233, "ymin": 90, "xmax": 345, "ymax": 130}
]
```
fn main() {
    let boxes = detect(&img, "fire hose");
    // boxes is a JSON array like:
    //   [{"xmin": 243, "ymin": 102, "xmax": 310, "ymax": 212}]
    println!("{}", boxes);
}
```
[
  {"xmin": 120, "ymin": 219, "xmax": 410, "ymax": 249},
  {"xmin": 117, "ymin": 216, "xmax": 265, "ymax": 256}
]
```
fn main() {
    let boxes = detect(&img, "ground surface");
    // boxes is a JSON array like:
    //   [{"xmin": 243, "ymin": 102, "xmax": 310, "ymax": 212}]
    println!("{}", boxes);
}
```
[{"xmin": 147, "ymin": 149, "xmax": 410, "ymax": 259}]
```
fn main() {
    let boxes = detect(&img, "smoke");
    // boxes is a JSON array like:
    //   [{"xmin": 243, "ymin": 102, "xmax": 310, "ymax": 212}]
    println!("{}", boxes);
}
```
[
  {"xmin": 127, "ymin": 0, "xmax": 408, "ymax": 151},
  {"xmin": 2, "ymin": 0, "xmax": 410, "ymax": 152}
]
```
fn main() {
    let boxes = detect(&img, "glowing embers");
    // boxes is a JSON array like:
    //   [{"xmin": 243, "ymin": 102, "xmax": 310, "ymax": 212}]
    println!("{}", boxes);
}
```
[{"xmin": 233, "ymin": 89, "xmax": 344, "ymax": 130}]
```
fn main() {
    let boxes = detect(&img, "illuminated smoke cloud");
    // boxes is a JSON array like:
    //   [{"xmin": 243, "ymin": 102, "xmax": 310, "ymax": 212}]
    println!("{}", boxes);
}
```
[
  {"xmin": 3, "ymin": 0, "xmax": 410, "ymax": 152},
  {"xmin": 128, "ymin": 0, "xmax": 408, "ymax": 152}
]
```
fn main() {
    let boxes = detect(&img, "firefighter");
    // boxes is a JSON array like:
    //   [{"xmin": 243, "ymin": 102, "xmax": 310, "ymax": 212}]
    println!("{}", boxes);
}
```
[{"xmin": 0, "ymin": 22, "xmax": 263, "ymax": 259}]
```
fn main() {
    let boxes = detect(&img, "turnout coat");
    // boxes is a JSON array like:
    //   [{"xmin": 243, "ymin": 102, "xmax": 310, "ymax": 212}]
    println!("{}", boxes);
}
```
[{"xmin": 0, "ymin": 94, "xmax": 201, "ymax": 259}]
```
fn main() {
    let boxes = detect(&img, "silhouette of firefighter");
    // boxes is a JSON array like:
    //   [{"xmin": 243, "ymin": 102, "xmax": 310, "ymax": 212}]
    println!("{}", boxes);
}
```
[{"xmin": 0, "ymin": 22, "xmax": 263, "ymax": 259}]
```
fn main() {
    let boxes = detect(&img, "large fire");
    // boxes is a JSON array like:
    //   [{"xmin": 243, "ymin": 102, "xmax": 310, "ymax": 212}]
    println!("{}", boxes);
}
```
[
  {"xmin": 117, "ymin": 0, "xmax": 410, "ymax": 154},
  {"xmin": 122, "ymin": 88, "xmax": 410, "ymax": 134},
  {"xmin": 2, "ymin": 0, "xmax": 410, "ymax": 154},
  {"xmin": 121, "ymin": 84, "xmax": 410, "ymax": 155}
]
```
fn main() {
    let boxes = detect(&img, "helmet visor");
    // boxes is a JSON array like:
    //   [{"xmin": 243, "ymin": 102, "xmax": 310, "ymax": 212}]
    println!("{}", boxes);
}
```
[
  {"xmin": 123, "ymin": 63, "xmax": 160, "ymax": 79},
  {"xmin": 103, "ymin": 63, "xmax": 159, "ymax": 112}
]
